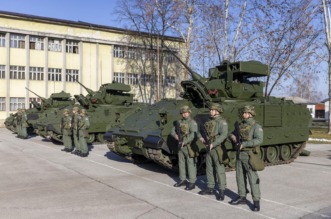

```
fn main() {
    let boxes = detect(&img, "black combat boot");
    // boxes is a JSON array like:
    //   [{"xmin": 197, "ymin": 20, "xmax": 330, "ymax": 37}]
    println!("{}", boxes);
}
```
[
  {"xmin": 198, "ymin": 188, "xmax": 213, "ymax": 195},
  {"xmin": 185, "ymin": 183, "xmax": 195, "ymax": 190},
  {"xmin": 217, "ymin": 190, "xmax": 225, "ymax": 201},
  {"xmin": 173, "ymin": 180, "xmax": 186, "ymax": 187},
  {"xmin": 61, "ymin": 148, "xmax": 68, "ymax": 152},
  {"xmin": 253, "ymin": 201, "xmax": 260, "ymax": 211},
  {"xmin": 229, "ymin": 196, "xmax": 247, "ymax": 205}
]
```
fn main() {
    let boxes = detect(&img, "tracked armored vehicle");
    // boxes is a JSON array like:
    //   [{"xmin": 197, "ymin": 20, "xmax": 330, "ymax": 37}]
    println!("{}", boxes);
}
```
[
  {"xmin": 4, "ymin": 89, "xmax": 74, "ymax": 134},
  {"xmin": 37, "ymin": 78, "xmax": 147, "ymax": 143},
  {"xmin": 105, "ymin": 57, "xmax": 312, "ymax": 172}
]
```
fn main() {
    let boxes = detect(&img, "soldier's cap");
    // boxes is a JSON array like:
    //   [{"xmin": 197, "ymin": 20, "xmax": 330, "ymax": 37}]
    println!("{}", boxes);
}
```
[
  {"xmin": 63, "ymin": 109, "xmax": 70, "ymax": 114},
  {"xmin": 242, "ymin": 105, "xmax": 256, "ymax": 116},
  {"xmin": 180, "ymin": 105, "xmax": 191, "ymax": 114},
  {"xmin": 72, "ymin": 106, "xmax": 79, "ymax": 111},
  {"xmin": 209, "ymin": 103, "xmax": 223, "ymax": 113}
]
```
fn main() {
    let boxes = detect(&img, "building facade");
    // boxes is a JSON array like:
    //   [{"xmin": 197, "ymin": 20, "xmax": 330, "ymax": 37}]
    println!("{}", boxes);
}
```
[{"xmin": 0, "ymin": 11, "xmax": 182, "ymax": 125}]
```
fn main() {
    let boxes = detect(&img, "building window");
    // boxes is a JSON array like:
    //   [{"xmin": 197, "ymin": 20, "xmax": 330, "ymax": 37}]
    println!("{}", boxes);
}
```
[
  {"xmin": 140, "ymin": 74, "xmax": 151, "ymax": 86},
  {"xmin": 30, "ymin": 36, "xmax": 44, "ymax": 50},
  {"xmin": 165, "ymin": 76, "xmax": 176, "ymax": 87},
  {"xmin": 0, "ymin": 33, "xmax": 5, "ymax": 47},
  {"xmin": 10, "ymin": 34, "xmax": 25, "ymax": 48},
  {"xmin": 127, "ymin": 47, "xmax": 138, "ymax": 59},
  {"xmin": 29, "ymin": 97, "xmax": 41, "ymax": 109},
  {"xmin": 48, "ymin": 68, "xmax": 62, "ymax": 81},
  {"xmin": 66, "ymin": 40, "xmax": 79, "ymax": 54},
  {"xmin": 127, "ymin": 73, "xmax": 138, "ymax": 85},
  {"xmin": 10, "ymin": 97, "xmax": 25, "ymax": 111},
  {"xmin": 114, "ymin": 45, "xmax": 125, "ymax": 58},
  {"xmin": 29, "ymin": 67, "xmax": 44, "ymax": 80},
  {"xmin": 0, "ymin": 65, "xmax": 5, "ymax": 79},
  {"xmin": 114, "ymin": 72, "xmax": 125, "ymax": 83},
  {"xmin": 0, "ymin": 97, "xmax": 5, "ymax": 111},
  {"xmin": 48, "ymin": 38, "xmax": 62, "ymax": 52},
  {"xmin": 66, "ymin": 69, "xmax": 79, "ymax": 82},
  {"xmin": 10, "ymin": 66, "xmax": 25, "ymax": 79}
]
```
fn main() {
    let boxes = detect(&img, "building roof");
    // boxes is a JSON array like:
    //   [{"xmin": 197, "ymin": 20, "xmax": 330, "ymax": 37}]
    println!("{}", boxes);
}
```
[
  {"xmin": 283, "ymin": 96, "xmax": 309, "ymax": 104},
  {"xmin": 0, "ymin": 10, "xmax": 183, "ymax": 42}
]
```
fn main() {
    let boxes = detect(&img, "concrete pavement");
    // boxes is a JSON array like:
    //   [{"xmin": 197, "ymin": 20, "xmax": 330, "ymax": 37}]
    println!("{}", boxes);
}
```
[{"xmin": 0, "ymin": 128, "xmax": 330, "ymax": 219}]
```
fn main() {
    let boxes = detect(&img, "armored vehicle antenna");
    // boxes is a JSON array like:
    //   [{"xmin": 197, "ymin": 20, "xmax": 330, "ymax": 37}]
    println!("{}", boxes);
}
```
[
  {"xmin": 66, "ymin": 73, "xmax": 95, "ymax": 96},
  {"xmin": 25, "ymin": 87, "xmax": 47, "ymax": 103}
]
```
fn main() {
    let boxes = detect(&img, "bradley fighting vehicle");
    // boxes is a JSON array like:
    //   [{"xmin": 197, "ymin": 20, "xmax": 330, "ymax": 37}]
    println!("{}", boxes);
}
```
[
  {"xmin": 37, "ymin": 75, "xmax": 147, "ymax": 143},
  {"xmin": 105, "ymin": 52, "xmax": 312, "ymax": 172},
  {"xmin": 4, "ymin": 88, "xmax": 74, "ymax": 134}
]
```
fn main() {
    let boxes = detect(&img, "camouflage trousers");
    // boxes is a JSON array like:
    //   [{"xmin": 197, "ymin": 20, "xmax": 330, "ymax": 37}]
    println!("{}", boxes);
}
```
[
  {"xmin": 206, "ymin": 148, "xmax": 226, "ymax": 190},
  {"xmin": 235, "ymin": 152, "xmax": 261, "ymax": 201},
  {"xmin": 63, "ymin": 129, "xmax": 73, "ymax": 150},
  {"xmin": 178, "ymin": 146, "xmax": 197, "ymax": 184}
]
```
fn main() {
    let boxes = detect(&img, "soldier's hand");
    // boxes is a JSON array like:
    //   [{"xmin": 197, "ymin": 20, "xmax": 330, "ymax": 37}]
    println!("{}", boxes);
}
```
[
  {"xmin": 200, "ymin": 137, "xmax": 205, "ymax": 144},
  {"xmin": 240, "ymin": 144, "xmax": 243, "ymax": 150},
  {"xmin": 210, "ymin": 144, "xmax": 213, "ymax": 150},
  {"xmin": 175, "ymin": 134, "xmax": 179, "ymax": 141},
  {"xmin": 229, "ymin": 134, "xmax": 237, "ymax": 143}
]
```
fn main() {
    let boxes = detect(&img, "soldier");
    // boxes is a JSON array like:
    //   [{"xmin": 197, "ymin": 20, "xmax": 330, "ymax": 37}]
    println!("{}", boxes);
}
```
[
  {"xmin": 171, "ymin": 105, "xmax": 199, "ymax": 190},
  {"xmin": 20, "ymin": 108, "xmax": 29, "ymax": 139},
  {"xmin": 78, "ymin": 109, "xmax": 90, "ymax": 157},
  {"xmin": 16, "ymin": 108, "xmax": 22, "ymax": 138},
  {"xmin": 61, "ymin": 109, "xmax": 73, "ymax": 152},
  {"xmin": 229, "ymin": 105, "xmax": 263, "ymax": 212},
  {"xmin": 71, "ymin": 107, "xmax": 81, "ymax": 155},
  {"xmin": 198, "ymin": 103, "xmax": 228, "ymax": 201}
]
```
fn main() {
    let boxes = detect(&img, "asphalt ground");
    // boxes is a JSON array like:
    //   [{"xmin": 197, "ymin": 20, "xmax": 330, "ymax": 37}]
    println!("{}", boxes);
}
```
[{"xmin": 0, "ymin": 128, "xmax": 330, "ymax": 219}]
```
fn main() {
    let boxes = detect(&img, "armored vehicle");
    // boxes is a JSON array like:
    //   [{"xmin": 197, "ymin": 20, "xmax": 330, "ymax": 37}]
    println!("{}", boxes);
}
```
[
  {"xmin": 37, "ymin": 77, "xmax": 147, "ymax": 143},
  {"xmin": 4, "ymin": 88, "xmax": 74, "ymax": 134},
  {"xmin": 105, "ymin": 56, "xmax": 311, "ymax": 172}
]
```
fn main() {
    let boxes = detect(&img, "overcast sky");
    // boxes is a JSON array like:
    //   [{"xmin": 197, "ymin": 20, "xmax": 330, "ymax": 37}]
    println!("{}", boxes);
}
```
[{"xmin": 1, "ymin": 0, "xmax": 120, "ymax": 27}]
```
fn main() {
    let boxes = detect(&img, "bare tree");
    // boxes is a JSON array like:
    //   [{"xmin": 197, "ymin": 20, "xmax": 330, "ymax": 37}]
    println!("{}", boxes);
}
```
[
  {"xmin": 322, "ymin": 0, "xmax": 331, "ymax": 133},
  {"xmin": 115, "ymin": 0, "xmax": 180, "ymax": 103}
]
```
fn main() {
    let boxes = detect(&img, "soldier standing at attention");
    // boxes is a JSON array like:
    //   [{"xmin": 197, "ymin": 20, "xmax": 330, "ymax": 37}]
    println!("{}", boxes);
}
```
[
  {"xmin": 16, "ymin": 108, "xmax": 22, "ymax": 138},
  {"xmin": 198, "ymin": 103, "xmax": 228, "ymax": 201},
  {"xmin": 71, "ymin": 107, "xmax": 81, "ymax": 155},
  {"xmin": 20, "ymin": 108, "xmax": 29, "ymax": 139},
  {"xmin": 61, "ymin": 109, "xmax": 73, "ymax": 152},
  {"xmin": 229, "ymin": 105, "xmax": 263, "ymax": 212},
  {"xmin": 171, "ymin": 105, "xmax": 199, "ymax": 190},
  {"xmin": 78, "ymin": 109, "xmax": 90, "ymax": 157}
]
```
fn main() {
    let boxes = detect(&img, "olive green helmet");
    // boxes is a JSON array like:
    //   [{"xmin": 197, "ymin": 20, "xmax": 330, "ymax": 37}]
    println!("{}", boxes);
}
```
[
  {"xmin": 63, "ymin": 109, "xmax": 70, "ymax": 114},
  {"xmin": 72, "ymin": 106, "xmax": 79, "ymax": 111},
  {"xmin": 242, "ymin": 105, "xmax": 256, "ymax": 116},
  {"xmin": 80, "ymin": 108, "xmax": 87, "ymax": 114},
  {"xmin": 209, "ymin": 103, "xmax": 223, "ymax": 113},
  {"xmin": 180, "ymin": 105, "xmax": 191, "ymax": 114}
]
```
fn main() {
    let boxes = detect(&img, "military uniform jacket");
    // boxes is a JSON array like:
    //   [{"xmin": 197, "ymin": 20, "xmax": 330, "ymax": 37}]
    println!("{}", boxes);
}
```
[
  {"xmin": 78, "ymin": 115, "xmax": 90, "ymax": 130},
  {"xmin": 171, "ymin": 117, "xmax": 198, "ymax": 146},
  {"xmin": 73, "ymin": 114, "xmax": 81, "ymax": 130},
  {"xmin": 61, "ymin": 115, "xmax": 72, "ymax": 130},
  {"xmin": 240, "ymin": 118, "xmax": 263, "ymax": 148},
  {"xmin": 205, "ymin": 115, "xmax": 228, "ymax": 147}
]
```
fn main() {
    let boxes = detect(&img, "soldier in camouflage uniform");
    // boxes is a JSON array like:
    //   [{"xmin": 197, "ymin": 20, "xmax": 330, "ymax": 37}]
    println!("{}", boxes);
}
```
[
  {"xmin": 16, "ymin": 108, "xmax": 22, "ymax": 138},
  {"xmin": 198, "ymin": 103, "xmax": 228, "ymax": 201},
  {"xmin": 171, "ymin": 105, "xmax": 199, "ymax": 190},
  {"xmin": 61, "ymin": 109, "xmax": 73, "ymax": 152},
  {"xmin": 229, "ymin": 105, "xmax": 263, "ymax": 212},
  {"xmin": 71, "ymin": 107, "xmax": 81, "ymax": 155},
  {"xmin": 78, "ymin": 109, "xmax": 90, "ymax": 157},
  {"xmin": 20, "ymin": 108, "xmax": 28, "ymax": 139}
]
